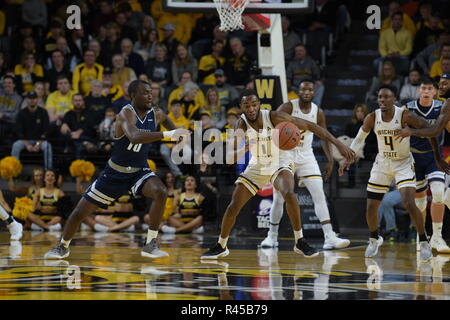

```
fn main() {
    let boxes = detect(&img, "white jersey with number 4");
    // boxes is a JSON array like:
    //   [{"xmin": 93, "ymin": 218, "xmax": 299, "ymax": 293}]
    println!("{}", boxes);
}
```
[{"xmin": 374, "ymin": 106, "xmax": 410, "ymax": 160}]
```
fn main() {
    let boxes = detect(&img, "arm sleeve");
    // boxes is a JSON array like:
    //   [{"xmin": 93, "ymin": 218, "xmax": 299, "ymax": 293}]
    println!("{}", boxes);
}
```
[{"xmin": 350, "ymin": 127, "xmax": 370, "ymax": 154}]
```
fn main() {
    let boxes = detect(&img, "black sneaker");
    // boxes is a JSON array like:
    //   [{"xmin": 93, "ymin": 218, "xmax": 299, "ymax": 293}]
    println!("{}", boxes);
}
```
[
  {"xmin": 201, "ymin": 243, "xmax": 229, "ymax": 259},
  {"xmin": 141, "ymin": 238, "xmax": 169, "ymax": 258},
  {"xmin": 44, "ymin": 244, "xmax": 70, "ymax": 259},
  {"xmin": 294, "ymin": 238, "xmax": 320, "ymax": 258}
]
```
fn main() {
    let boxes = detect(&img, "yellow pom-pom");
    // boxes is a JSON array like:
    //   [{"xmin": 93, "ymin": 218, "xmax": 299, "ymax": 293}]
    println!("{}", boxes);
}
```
[
  {"xmin": 12, "ymin": 196, "xmax": 34, "ymax": 221},
  {"xmin": 147, "ymin": 159, "xmax": 157, "ymax": 173},
  {"xmin": 69, "ymin": 160, "xmax": 96, "ymax": 181},
  {"xmin": 0, "ymin": 156, "xmax": 23, "ymax": 179}
]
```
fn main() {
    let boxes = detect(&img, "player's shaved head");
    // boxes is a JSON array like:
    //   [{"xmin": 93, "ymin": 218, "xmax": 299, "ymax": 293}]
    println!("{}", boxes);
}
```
[
  {"xmin": 239, "ymin": 89, "xmax": 260, "ymax": 123},
  {"xmin": 129, "ymin": 79, "xmax": 152, "ymax": 110}
]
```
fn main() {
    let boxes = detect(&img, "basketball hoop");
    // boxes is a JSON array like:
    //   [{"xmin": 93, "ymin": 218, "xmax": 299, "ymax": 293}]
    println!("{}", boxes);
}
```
[{"xmin": 214, "ymin": 0, "xmax": 250, "ymax": 31}]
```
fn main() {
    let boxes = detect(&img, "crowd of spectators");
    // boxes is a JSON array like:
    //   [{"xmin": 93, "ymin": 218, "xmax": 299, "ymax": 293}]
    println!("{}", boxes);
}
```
[{"xmin": 368, "ymin": 0, "xmax": 450, "ymax": 107}]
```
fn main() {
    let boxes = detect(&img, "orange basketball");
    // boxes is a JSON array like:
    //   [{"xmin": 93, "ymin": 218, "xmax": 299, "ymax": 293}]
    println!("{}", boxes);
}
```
[{"xmin": 273, "ymin": 122, "xmax": 301, "ymax": 150}]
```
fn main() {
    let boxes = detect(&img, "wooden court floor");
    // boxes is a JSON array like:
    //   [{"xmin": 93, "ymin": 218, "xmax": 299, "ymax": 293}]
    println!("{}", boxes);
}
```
[{"xmin": 0, "ymin": 231, "xmax": 449, "ymax": 300}]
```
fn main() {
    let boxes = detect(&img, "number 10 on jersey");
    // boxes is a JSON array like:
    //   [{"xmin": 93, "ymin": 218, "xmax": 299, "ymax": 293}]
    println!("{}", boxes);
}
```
[{"xmin": 127, "ymin": 142, "xmax": 142, "ymax": 152}]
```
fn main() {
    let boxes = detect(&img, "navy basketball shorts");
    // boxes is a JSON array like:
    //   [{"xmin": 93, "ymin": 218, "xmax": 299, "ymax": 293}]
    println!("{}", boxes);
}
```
[
  {"xmin": 412, "ymin": 152, "xmax": 445, "ymax": 193},
  {"xmin": 83, "ymin": 165, "xmax": 156, "ymax": 209}
]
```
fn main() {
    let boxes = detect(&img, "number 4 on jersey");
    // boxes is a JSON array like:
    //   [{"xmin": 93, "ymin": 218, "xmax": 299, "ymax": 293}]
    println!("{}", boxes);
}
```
[{"xmin": 127, "ymin": 142, "xmax": 142, "ymax": 152}]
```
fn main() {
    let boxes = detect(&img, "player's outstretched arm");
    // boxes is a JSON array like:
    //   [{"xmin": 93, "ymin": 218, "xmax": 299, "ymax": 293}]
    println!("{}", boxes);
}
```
[
  {"xmin": 317, "ymin": 108, "xmax": 334, "ymax": 180},
  {"xmin": 397, "ymin": 100, "xmax": 450, "ymax": 139},
  {"xmin": 118, "ymin": 108, "xmax": 190, "ymax": 144},
  {"xmin": 338, "ymin": 112, "xmax": 375, "ymax": 176},
  {"xmin": 270, "ymin": 110, "xmax": 356, "ymax": 164},
  {"xmin": 155, "ymin": 107, "xmax": 177, "ymax": 130}
]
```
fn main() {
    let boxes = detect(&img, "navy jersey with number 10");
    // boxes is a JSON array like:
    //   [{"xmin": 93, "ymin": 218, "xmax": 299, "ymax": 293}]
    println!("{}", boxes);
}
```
[
  {"xmin": 111, "ymin": 104, "xmax": 156, "ymax": 168},
  {"xmin": 406, "ymin": 99, "xmax": 443, "ymax": 152}
]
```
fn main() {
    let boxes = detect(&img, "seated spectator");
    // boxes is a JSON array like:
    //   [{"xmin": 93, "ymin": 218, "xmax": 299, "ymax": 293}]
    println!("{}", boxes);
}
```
[
  {"xmin": 145, "ymin": 43, "xmax": 172, "ymax": 87},
  {"xmin": 413, "ymin": 13, "xmax": 443, "ymax": 55},
  {"xmin": 60, "ymin": 93, "xmax": 96, "ymax": 158},
  {"xmin": 286, "ymin": 45, "xmax": 324, "ymax": 107},
  {"xmin": 101, "ymin": 67, "xmax": 124, "ymax": 102},
  {"xmin": 11, "ymin": 91, "xmax": 52, "ymax": 170},
  {"xmin": 377, "ymin": 11, "xmax": 413, "ymax": 75},
  {"xmin": 134, "ymin": 28, "xmax": 158, "ymax": 62},
  {"xmin": 202, "ymin": 88, "xmax": 226, "ymax": 128},
  {"xmin": 160, "ymin": 23, "xmax": 180, "ymax": 60},
  {"xmin": 0, "ymin": 75, "xmax": 22, "ymax": 140},
  {"xmin": 45, "ymin": 50, "xmax": 71, "ymax": 92},
  {"xmin": 143, "ymin": 171, "xmax": 180, "ymax": 231},
  {"xmin": 161, "ymin": 175, "xmax": 205, "ymax": 234},
  {"xmin": 213, "ymin": 69, "xmax": 239, "ymax": 109},
  {"xmin": 94, "ymin": 194, "xmax": 140, "ymax": 232},
  {"xmin": 172, "ymin": 43, "xmax": 198, "ymax": 86},
  {"xmin": 381, "ymin": 1, "xmax": 416, "ymax": 36},
  {"xmin": 111, "ymin": 54, "xmax": 137, "ymax": 87},
  {"xmin": 45, "ymin": 75, "xmax": 76, "ymax": 126},
  {"xmin": 430, "ymin": 44, "xmax": 450, "ymax": 79},
  {"xmin": 43, "ymin": 20, "xmax": 65, "ymax": 62},
  {"xmin": 190, "ymin": 13, "xmax": 220, "ymax": 59},
  {"xmin": 27, "ymin": 169, "xmax": 64, "ymax": 231},
  {"xmin": 198, "ymin": 40, "xmax": 225, "ymax": 85},
  {"xmin": 224, "ymin": 38, "xmax": 254, "ymax": 89},
  {"xmin": 88, "ymin": 39, "xmax": 107, "ymax": 69},
  {"xmin": 14, "ymin": 52, "xmax": 44, "ymax": 94},
  {"xmin": 100, "ymin": 22, "xmax": 121, "ymax": 69},
  {"xmin": 150, "ymin": 82, "xmax": 167, "ymax": 112},
  {"xmin": 115, "ymin": 11, "xmax": 137, "ymax": 42},
  {"xmin": 121, "ymin": 38, "xmax": 145, "ymax": 76},
  {"xmin": 72, "ymin": 49, "xmax": 104, "ymax": 96},
  {"xmin": 415, "ymin": 32, "xmax": 450, "ymax": 75},
  {"xmin": 68, "ymin": 27, "xmax": 90, "ymax": 64},
  {"xmin": 112, "ymin": 81, "xmax": 131, "ymax": 114},
  {"xmin": 160, "ymin": 100, "xmax": 190, "ymax": 177},
  {"xmin": 46, "ymin": 36, "xmax": 78, "ymax": 72},
  {"xmin": 97, "ymin": 107, "xmax": 116, "ymax": 153},
  {"xmin": 136, "ymin": 14, "xmax": 156, "ymax": 45},
  {"xmin": 221, "ymin": 107, "xmax": 240, "ymax": 133},
  {"xmin": 21, "ymin": 0, "xmax": 48, "ymax": 32},
  {"xmin": 84, "ymin": 79, "xmax": 112, "ymax": 124},
  {"xmin": 367, "ymin": 61, "xmax": 403, "ymax": 104},
  {"xmin": 21, "ymin": 81, "xmax": 46, "ymax": 109},
  {"xmin": 400, "ymin": 69, "xmax": 421, "ymax": 104},
  {"xmin": 168, "ymin": 71, "xmax": 205, "ymax": 112},
  {"xmin": 91, "ymin": 0, "xmax": 115, "ymax": 35},
  {"xmin": 180, "ymin": 82, "xmax": 204, "ymax": 122},
  {"xmin": 282, "ymin": 16, "xmax": 302, "ymax": 63}
]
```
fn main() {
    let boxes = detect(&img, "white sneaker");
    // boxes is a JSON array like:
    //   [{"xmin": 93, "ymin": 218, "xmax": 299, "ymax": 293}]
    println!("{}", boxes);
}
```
[
  {"xmin": 430, "ymin": 235, "xmax": 450, "ymax": 253},
  {"xmin": 323, "ymin": 234, "xmax": 350, "ymax": 250},
  {"xmin": 94, "ymin": 223, "xmax": 108, "ymax": 232},
  {"xmin": 161, "ymin": 225, "xmax": 176, "ymax": 233},
  {"xmin": 192, "ymin": 226, "xmax": 204, "ymax": 234},
  {"xmin": 31, "ymin": 223, "xmax": 44, "ymax": 232},
  {"xmin": 259, "ymin": 232, "xmax": 278, "ymax": 248},
  {"xmin": 80, "ymin": 223, "xmax": 91, "ymax": 231},
  {"xmin": 48, "ymin": 223, "xmax": 62, "ymax": 231},
  {"xmin": 365, "ymin": 236, "xmax": 383, "ymax": 258},
  {"xmin": 7, "ymin": 221, "xmax": 23, "ymax": 241}
]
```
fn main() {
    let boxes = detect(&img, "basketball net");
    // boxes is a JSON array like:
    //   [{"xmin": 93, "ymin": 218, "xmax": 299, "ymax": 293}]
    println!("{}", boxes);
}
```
[{"xmin": 214, "ymin": 0, "xmax": 250, "ymax": 31}]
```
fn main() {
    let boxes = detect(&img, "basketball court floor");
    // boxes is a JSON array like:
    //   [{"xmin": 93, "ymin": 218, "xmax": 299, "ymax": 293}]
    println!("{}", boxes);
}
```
[{"xmin": 0, "ymin": 231, "xmax": 448, "ymax": 300}]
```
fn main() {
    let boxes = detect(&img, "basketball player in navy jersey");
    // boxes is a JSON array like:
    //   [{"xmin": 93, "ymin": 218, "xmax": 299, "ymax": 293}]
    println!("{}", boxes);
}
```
[
  {"xmin": 44, "ymin": 80, "xmax": 190, "ymax": 259},
  {"xmin": 404, "ymin": 78, "xmax": 450, "ymax": 253},
  {"xmin": 201, "ymin": 89, "xmax": 355, "ymax": 259}
]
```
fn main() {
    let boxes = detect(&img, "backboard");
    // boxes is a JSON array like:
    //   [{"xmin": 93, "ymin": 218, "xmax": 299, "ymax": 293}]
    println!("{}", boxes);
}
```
[{"xmin": 163, "ymin": 0, "xmax": 313, "ymax": 14}]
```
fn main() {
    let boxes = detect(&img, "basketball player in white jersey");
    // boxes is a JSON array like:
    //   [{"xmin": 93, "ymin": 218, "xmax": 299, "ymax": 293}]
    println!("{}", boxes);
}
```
[
  {"xmin": 340, "ymin": 85, "xmax": 436, "ymax": 261},
  {"xmin": 201, "ymin": 89, "xmax": 355, "ymax": 259},
  {"xmin": 260, "ymin": 80, "xmax": 350, "ymax": 250}
]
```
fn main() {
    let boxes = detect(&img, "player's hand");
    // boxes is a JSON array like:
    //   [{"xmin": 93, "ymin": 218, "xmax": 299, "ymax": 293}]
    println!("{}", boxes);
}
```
[
  {"xmin": 338, "ymin": 160, "xmax": 351, "ymax": 176},
  {"xmin": 322, "ymin": 161, "xmax": 334, "ymax": 180},
  {"xmin": 395, "ymin": 125, "xmax": 412, "ymax": 142},
  {"xmin": 436, "ymin": 158, "xmax": 450, "ymax": 175},
  {"xmin": 337, "ymin": 142, "xmax": 356, "ymax": 164}
]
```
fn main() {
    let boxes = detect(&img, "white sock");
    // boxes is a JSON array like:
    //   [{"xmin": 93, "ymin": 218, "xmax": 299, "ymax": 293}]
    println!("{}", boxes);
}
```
[
  {"xmin": 294, "ymin": 229, "xmax": 303, "ymax": 242},
  {"xmin": 0, "ymin": 204, "xmax": 10, "ymax": 221},
  {"xmin": 60, "ymin": 238, "xmax": 71, "ymax": 248},
  {"xmin": 432, "ymin": 222, "xmax": 443, "ymax": 238},
  {"xmin": 269, "ymin": 190, "xmax": 284, "ymax": 235},
  {"xmin": 146, "ymin": 229, "xmax": 158, "ymax": 244},
  {"xmin": 322, "ymin": 223, "xmax": 335, "ymax": 238},
  {"xmin": 218, "ymin": 236, "xmax": 228, "ymax": 248}
]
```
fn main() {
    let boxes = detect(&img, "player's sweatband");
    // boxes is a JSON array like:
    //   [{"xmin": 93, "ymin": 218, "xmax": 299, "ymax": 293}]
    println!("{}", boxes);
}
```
[{"xmin": 350, "ymin": 127, "xmax": 369, "ymax": 154}]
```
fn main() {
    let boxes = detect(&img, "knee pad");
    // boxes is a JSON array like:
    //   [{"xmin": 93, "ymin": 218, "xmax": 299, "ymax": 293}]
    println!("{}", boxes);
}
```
[
  {"xmin": 415, "ymin": 196, "xmax": 427, "ymax": 212},
  {"xmin": 430, "ymin": 181, "xmax": 445, "ymax": 204}
]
